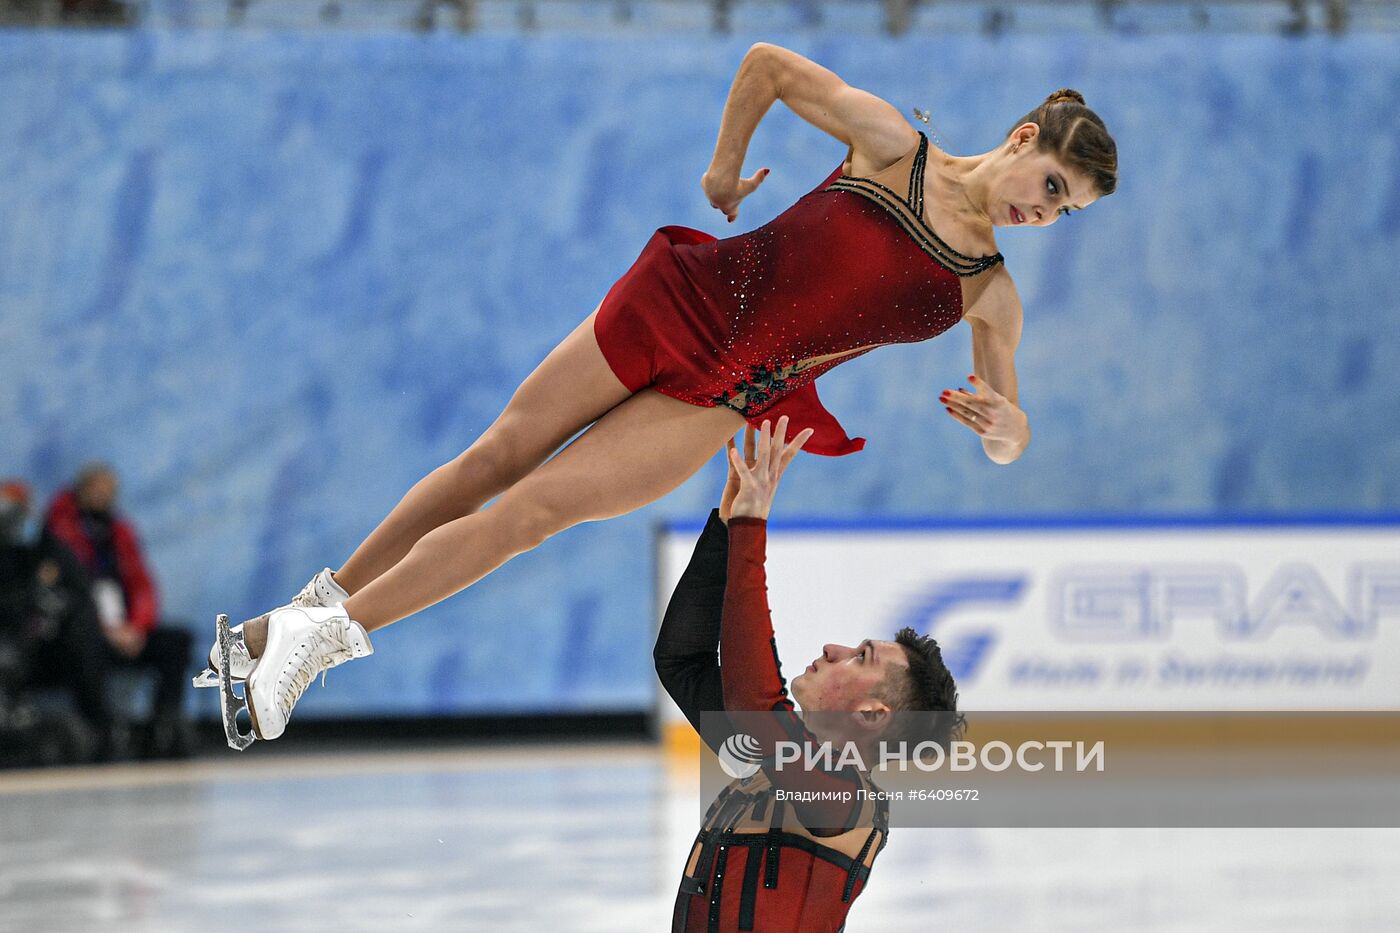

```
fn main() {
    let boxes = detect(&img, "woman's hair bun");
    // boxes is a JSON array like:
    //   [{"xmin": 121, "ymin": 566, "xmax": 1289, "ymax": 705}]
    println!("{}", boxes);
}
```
[{"xmin": 1045, "ymin": 88, "xmax": 1086, "ymax": 107}]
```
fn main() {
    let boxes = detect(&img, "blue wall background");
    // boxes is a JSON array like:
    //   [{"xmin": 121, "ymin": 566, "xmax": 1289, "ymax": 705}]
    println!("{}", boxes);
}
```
[{"xmin": 2, "ymin": 31, "xmax": 1397, "ymax": 715}]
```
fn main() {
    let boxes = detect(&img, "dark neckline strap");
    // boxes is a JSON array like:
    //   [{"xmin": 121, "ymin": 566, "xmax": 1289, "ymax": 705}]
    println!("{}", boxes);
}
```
[
  {"xmin": 825, "ymin": 131, "xmax": 1003, "ymax": 277},
  {"xmin": 907, "ymin": 132, "xmax": 928, "ymax": 216}
]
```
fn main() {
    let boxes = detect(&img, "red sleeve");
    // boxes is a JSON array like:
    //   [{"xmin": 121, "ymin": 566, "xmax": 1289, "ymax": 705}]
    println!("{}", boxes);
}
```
[
  {"xmin": 44, "ymin": 491, "xmax": 94, "ymax": 568},
  {"xmin": 721, "ymin": 518, "xmax": 865, "ymax": 831},
  {"xmin": 113, "ymin": 519, "xmax": 159, "ymax": 632},
  {"xmin": 719, "ymin": 518, "xmax": 795, "ymax": 715}
]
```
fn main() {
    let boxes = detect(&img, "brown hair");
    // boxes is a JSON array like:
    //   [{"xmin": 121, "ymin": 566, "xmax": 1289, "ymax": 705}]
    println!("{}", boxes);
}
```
[{"xmin": 1008, "ymin": 88, "xmax": 1118, "ymax": 197}]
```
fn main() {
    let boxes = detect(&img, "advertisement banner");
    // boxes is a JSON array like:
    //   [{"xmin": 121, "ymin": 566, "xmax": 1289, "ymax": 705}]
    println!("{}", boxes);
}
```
[{"xmin": 656, "ymin": 518, "xmax": 1400, "ymax": 716}]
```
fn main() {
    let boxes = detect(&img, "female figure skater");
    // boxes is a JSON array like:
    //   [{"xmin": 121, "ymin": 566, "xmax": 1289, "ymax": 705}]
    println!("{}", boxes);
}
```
[{"xmin": 204, "ymin": 43, "xmax": 1118, "ymax": 746}]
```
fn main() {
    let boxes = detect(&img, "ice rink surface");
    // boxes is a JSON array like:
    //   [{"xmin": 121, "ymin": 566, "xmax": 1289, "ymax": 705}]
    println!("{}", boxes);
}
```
[{"xmin": 1, "ymin": 741, "xmax": 1397, "ymax": 932}]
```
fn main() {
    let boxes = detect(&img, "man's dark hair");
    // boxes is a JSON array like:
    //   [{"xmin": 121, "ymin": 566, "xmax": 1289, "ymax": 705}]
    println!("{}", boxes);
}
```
[{"xmin": 879, "ymin": 627, "xmax": 967, "ymax": 752}]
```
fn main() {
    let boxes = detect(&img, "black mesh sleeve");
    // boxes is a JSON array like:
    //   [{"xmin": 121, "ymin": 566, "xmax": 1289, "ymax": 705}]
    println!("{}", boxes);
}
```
[{"xmin": 654, "ymin": 509, "xmax": 731, "ymax": 754}]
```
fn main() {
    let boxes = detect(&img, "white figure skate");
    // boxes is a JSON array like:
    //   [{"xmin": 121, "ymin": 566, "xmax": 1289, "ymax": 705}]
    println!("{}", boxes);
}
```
[
  {"xmin": 192, "ymin": 568, "xmax": 348, "ymax": 689},
  {"xmin": 223, "ymin": 604, "xmax": 373, "ymax": 749}
]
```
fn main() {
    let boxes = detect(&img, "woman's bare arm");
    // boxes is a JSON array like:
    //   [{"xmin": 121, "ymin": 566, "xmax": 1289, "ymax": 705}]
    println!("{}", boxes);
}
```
[
  {"xmin": 704, "ymin": 43, "xmax": 918, "ymax": 220},
  {"xmin": 943, "ymin": 267, "xmax": 1031, "ymax": 464}
]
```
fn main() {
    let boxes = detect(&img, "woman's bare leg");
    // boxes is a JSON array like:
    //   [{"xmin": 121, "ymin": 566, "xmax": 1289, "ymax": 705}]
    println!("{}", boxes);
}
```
[
  {"xmin": 343, "ymin": 391, "xmax": 746, "ymax": 631},
  {"xmin": 333, "ymin": 307, "xmax": 631, "ymax": 594}
]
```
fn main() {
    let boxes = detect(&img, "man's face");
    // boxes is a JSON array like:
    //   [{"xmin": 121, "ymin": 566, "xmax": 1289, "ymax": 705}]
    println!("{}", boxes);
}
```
[
  {"xmin": 77, "ymin": 472, "xmax": 118, "ymax": 513},
  {"xmin": 791, "ymin": 639, "xmax": 907, "ymax": 711}
]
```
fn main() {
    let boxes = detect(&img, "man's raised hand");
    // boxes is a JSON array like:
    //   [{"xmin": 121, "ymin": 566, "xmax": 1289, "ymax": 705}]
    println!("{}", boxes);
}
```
[
  {"xmin": 719, "ymin": 426, "xmax": 759, "ymax": 524},
  {"xmin": 726, "ymin": 417, "xmax": 814, "ymax": 521}
]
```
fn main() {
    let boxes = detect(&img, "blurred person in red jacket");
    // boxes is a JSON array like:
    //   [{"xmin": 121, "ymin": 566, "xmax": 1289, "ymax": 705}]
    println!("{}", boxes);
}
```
[
  {"xmin": 44, "ymin": 463, "xmax": 193, "ymax": 758},
  {"xmin": 2, "ymin": 479, "xmax": 122, "ymax": 760}
]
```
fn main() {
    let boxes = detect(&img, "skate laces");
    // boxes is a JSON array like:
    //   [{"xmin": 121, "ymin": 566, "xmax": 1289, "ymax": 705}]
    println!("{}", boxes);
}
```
[
  {"xmin": 291, "ymin": 576, "xmax": 322, "ymax": 608},
  {"xmin": 291, "ymin": 582, "xmax": 314, "ymax": 608},
  {"xmin": 277, "ymin": 618, "xmax": 359, "ymax": 720}
]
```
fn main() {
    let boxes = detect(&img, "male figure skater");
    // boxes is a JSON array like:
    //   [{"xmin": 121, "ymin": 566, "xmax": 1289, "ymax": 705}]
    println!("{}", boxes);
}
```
[{"xmin": 655, "ymin": 420, "xmax": 964, "ymax": 932}]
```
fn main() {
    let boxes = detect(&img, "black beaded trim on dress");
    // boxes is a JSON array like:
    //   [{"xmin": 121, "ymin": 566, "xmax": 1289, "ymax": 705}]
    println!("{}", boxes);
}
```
[
  {"xmin": 907, "ymin": 131, "xmax": 927, "ymax": 215},
  {"xmin": 709, "ymin": 351, "xmax": 872, "ymax": 417},
  {"xmin": 827, "ymin": 177, "xmax": 1003, "ymax": 277},
  {"xmin": 711, "ymin": 362, "xmax": 794, "ymax": 416},
  {"xmin": 826, "ymin": 133, "xmax": 1004, "ymax": 278}
]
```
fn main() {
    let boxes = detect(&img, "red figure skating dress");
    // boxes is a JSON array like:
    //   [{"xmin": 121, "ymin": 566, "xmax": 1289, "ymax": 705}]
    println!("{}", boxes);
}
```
[{"xmin": 594, "ymin": 133, "xmax": 1004, "ymax": 456}]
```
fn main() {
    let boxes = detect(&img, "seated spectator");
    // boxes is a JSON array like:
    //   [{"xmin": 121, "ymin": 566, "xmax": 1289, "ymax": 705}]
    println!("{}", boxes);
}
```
[
  {"xmin": 1, "ymin": 479, "xmax": 121, "ymax": 760},
  {"xmin": 44, "ymin": 464, "xmax": 194, "ymax": 758}
]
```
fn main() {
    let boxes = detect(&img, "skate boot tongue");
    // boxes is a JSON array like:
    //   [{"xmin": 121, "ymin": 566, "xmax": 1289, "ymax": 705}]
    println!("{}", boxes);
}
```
[
  {"xmin": 313, "ymin": 616, "xmax": 374, "ymax": 684},
  {"xmin": 292, "ymin": 568, "xmax": 351, "ymax": 609},
  {"xmin": 333, "ymin": 617, "xmax": 373, "ymax": 659}
]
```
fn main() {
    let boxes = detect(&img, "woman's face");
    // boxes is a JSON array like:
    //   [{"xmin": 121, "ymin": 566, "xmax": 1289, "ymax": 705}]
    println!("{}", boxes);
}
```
[{"xmin": 993, "ymin": 123, "xmax": 1099, "ymax": 228}]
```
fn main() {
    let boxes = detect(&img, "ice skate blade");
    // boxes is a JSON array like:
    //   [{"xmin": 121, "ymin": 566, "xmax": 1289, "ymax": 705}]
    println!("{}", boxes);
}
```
[
  {"xmin": 216, "ymin": 613, "xmax": 256, "ymax": 751},
  {"xmin": 194, "ymin": 668, "xmax": 246, "ymax": 689}
]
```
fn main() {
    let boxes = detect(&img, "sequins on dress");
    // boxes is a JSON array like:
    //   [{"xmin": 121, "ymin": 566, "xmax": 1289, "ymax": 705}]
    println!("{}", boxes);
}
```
[{"xmin": 593, "ymin": 132, "xmax": 1003, "ymax": 455}]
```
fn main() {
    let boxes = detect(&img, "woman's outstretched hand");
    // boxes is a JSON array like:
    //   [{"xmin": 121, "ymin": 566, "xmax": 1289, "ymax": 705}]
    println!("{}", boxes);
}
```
[
  {"xmin": 702, "ymin": 167, "xmax": 770, "ymax": 223},
  {"xmin": 940, "ymin": 374, "xmax": 1030, "ymax": 462},
  {"xmin": 725, "ymin": 418, "xmax": 813, "ymax": 521}
]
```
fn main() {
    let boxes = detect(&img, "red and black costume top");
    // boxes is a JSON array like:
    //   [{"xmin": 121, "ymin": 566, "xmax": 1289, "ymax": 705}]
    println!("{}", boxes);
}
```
[
  {"xmin": 655, "ymin": 512, "xmax": 889, "ymax": 933},
  {"xmin": 596, "ymin": 132, "xmax": 1003, "ymax": 456}
]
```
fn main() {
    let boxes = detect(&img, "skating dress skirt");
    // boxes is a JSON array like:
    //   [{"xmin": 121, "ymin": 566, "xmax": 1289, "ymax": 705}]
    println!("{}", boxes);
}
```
[{"xmin": 593, "ymin": 133, "xmax": 1003, "ymax": 456}]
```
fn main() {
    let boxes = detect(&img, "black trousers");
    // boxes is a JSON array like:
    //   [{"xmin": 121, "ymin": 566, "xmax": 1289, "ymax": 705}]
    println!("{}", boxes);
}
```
[
  {"xmin": 24, "ymin": 602, "xmax": 115, "ymax": 729},
  {"xmin": 113, "ymin": 627, "xmax": 194, "ymax": 717},
  {"xmin": 28, "ymin": 622, "xmax": 193, "ymax": 725}
]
